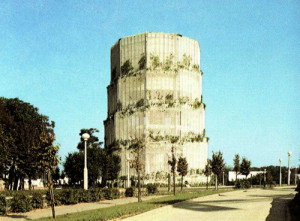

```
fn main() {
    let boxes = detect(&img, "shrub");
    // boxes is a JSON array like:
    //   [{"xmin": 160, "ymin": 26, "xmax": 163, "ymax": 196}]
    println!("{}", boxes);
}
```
[
  {"xmin": 235, "ymin": 180, "xmax": 251, "ymax": 189},
  {"xmin": 125, "ymin": 187, "xmax": 135, "ymax": 197},
  {"xmin": 60, "ymin": 189, "xmax": 78, "ymax": 205},
  {"xmin": 146, "ymin": 184, "xmax": 158, "ymax": 194},
  {"xmin": 89, "ymin": 188, "xmax": 103, "ymax": 202},
  {"xmin": 46, "ymin": 189, "xmax": 63, "ymax": 206},
  {"xmin": 10, "ymin": 192, "xmax": 32, "ymax": 213},
  {"xmin": 102, "ymin": 188, "xmax": 120, "ymax": 200},
  {"xmin": 0, "ymin": 194, "xmax": 6, "ymax": 215},
  {"xmin": 31, "ymin": 192, "xmax": 44, "ymax": 209},
  {"xmin": 77, "ymin": 189, "xmax": 92, "ymax": 203}
]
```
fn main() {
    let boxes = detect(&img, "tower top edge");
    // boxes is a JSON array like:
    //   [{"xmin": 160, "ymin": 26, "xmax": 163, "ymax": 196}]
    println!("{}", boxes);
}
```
[{"xmin": 111, "ymin": 32, "xmax": 199, "ymax": 49}]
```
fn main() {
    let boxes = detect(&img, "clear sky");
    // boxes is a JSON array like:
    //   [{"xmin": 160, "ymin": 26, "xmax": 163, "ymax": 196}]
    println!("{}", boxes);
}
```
[{"xmin": 0, "ymin": 1, "xmax": 299, "ymax": 168}]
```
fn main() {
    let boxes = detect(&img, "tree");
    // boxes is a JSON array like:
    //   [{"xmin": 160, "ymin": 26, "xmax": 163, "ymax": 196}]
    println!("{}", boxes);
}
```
[
  {"xmin": 128, "ymin": 138, "xmax": 145, "ymax": 202},
  {"xmin": 233, "ymin": 154, "xmax": 240, "ymax": 182},
  {"xmin": 240, "ymin": 157, "xmax": 251, "ymax": 177},
  {"xmin": 0, "ymin": 97, "xmax": 59, "ymax": 191},
  {"xmin": 266, "ymin": 171, "xmax": 273, "ymax": 187},
  {"xmin": 64, "ymin": 152, "xmax": 83, "ymax": 185},
  {"xmin": 177, "ymin": 157, "xmax": 188, "ymax": 191},
  {"xmin": 211, "ymin": 151, "xmax": 225, "ymax": 190},
  {"xmin": 64, "ymin": 128, "xmax": 109, "ymax": 187},
  {"xmin": 204, "ymin": 159, "xmax": 212, "ymax": 190}
]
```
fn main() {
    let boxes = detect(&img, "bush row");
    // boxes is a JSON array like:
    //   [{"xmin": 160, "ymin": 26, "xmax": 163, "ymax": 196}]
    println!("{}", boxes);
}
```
[
  {"xmin": 0, "ymin": 188, "xmax": 121, "ymax": 214},
  {"xmin": 46, "ymin": 188, "xmax": 120, "ymax": 206},
  {"xmin": 0, "ymin": 191, "xmax": 44, "ymax": 214},
  {"xmin": 234, "ymin": 180, "xmax": 251, "ymax": 189},
  {"xmin": 124, "ymin": 184, "xmax": 158, "ymax": 197}
]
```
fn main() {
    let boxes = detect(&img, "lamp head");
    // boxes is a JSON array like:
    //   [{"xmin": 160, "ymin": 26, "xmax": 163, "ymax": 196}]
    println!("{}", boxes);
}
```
[
  {"xmin": 288, "ymin": 152, "xmax": 292, "ymax": 156},
  {"xmin": 279, "ymin": 158, "xmax": 282, "ymax": 163},
  {"xmin": 82, "ymin": 133, "xmax": 90, "ymax": 141}
]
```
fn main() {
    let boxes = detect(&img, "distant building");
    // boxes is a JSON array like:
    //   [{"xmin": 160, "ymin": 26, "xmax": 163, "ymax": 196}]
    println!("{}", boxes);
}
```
[
  {"xmin": 104, "ymin": 32, "xmax": 208, "ymax": 179},
  {"xmin": 228, "ymin": 171, "xmax": 263, "ymax": 181}
]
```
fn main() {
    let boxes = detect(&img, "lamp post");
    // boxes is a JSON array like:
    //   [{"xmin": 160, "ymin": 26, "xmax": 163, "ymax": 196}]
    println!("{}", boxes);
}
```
[
  {"xmin": 288, "ymin": 152, "xmax": 292, "ymax": 185},
  {"xmin": 126, "ymin": 153, "xmax": 130, "ymax": 188},
  {"xmin": 82, "ymin": 133, "xmax": 90, "ymax": 190},
  {"xmin": 279, "ymin": 158, "xmax": 282, "ymax": 186}
]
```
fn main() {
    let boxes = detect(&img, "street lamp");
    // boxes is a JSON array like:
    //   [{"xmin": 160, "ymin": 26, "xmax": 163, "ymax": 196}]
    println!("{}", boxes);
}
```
[
  {"xmin": 288, "ymin": 152, "xmax": 292, "ymax": 185},
  {"xmin": 279, "ymin": 158, "xmax": 282, "ymax": 186},
  {"xmin": 82, "ymin": 133, "xmax": 90, "ymax": 190},
  {"xmin": 126, "ymin": 153, "xmax": 130, "ymax": 188}
]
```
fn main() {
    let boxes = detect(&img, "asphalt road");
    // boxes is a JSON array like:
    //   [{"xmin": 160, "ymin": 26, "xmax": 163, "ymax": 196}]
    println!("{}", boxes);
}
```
[{"xmin": 123, "ymin": 187, "xmax": 296, "ymax": 221}]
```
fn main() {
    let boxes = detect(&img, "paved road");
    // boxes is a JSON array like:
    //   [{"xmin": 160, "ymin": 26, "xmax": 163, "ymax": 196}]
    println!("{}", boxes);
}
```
[{"xmin": 123, "ymin": 187, "xmax": 296, "ymax": 221}]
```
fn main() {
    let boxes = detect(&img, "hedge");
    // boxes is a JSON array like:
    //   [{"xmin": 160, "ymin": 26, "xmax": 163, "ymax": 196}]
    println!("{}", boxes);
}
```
[
  {"xmin": 125, "ymin": 187, "xmax": 135, "ymax": 197},
  {"xmin": 146, "ymin": 184, "xmax": 158, "ymax": 194},
  {"xmin": 0, "ymin": 194, "xmax": 6, "ymax": 215},
  {"xmin": 10, "ymin": 192, "xmax": 32, "ymax": 213},
  {"xmin": 31, "ymin": 192, "xmax": 44, "ymax": 209},
  {"xmin": 0, "ymin": 187, "xmax": 122, "ymax": 214}
]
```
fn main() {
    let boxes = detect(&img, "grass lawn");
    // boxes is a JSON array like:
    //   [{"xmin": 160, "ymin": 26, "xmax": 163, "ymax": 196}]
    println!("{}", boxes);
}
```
[{"xmin": 35, "ymin": 189, "xmax": 232, "ymax": 221}]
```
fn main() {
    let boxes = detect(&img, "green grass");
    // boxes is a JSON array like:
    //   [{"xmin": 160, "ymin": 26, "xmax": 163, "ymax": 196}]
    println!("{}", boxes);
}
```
[{"xmin": 35, "ymin": 189, "xmax": 232, "ymax": 221}]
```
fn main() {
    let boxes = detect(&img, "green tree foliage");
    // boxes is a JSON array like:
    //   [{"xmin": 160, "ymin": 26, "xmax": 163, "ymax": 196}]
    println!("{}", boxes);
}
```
[
  {"xmin": 204, "ymin": 159, "xmax": 212, "ymax": 190},
  {"xmin": 240, "ymin": 157, "xmax": 251, "ymax": 177},
  {"xmin": 64, "ymin": 128, "xmax": 120, "ymax": 187},
  {"xmin": 233, "ymin": 154, "xmax": 240, "ymax": 182},
  {"xmin": 0, "ymin": 97, "xmax": 59, "ymax": 190},
  {"xmin": 177, "ymin": 157, "xmax": 188, "ymax": 191},
  {"xmin": 64, "ymin": 152, "xmax": 83, "ymax": 185},
  {"xmin": 211, "ymin": 151, "xmax": 225, "ymax": 190}
]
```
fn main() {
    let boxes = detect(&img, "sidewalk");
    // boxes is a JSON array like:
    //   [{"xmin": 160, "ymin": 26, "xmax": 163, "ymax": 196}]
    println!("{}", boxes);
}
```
[{"xmin": 1, "ymin": 195, "xmax": 163, "ymax": 220}]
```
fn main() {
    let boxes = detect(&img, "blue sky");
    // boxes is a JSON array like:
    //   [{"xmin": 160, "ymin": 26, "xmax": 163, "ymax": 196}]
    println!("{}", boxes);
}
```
[{"xmin": 0, "ymin": 0, "xmax": 299, "ymax": 168}]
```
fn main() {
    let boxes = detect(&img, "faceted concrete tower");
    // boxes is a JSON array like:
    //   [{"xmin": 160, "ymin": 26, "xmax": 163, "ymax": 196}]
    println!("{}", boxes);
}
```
[{"xmin": 104, "ymin": 32, "xmax": 208, "ymax": 179}]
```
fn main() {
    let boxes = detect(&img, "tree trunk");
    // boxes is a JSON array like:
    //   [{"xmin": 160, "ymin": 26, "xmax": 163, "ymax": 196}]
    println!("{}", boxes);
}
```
[
  {"xmin": 48, "ymin": 172, "xmax": 56, "ymax": 219},
  {"xmin": 29, "ymin": 178, "xmax": 32, "ymax": 190},
  {"xmin": 173, "ymin": 170, "xmax": 176, "ymax": 196},
  {"xmin": 137, "ymin": 146, "xmax": 141, "ymax": 202},
  {"xmin": 19, "ymin": 176, "xmax": 24, "ymax": 190},
  {"xmin": 181, "ymin": 176, "xmax": 183, "ymax": 191},
  {"xmin": 13, "ymin": 175, "xmax": 18, "ymax": 190},
  {"xmin": 235, "ymin": 171, "xmax": 237, "ymax": 184},
  {"xmin": 137, "ymin": 170, "xmax": 141, "ymax": 202},
  {"xmin": 215, "ymin": 175, "xmax": 218, "ymax": 190},
  {"xmin": 206, "ymin": 176, "xmax": 208, "ymax": 190},
  {"xmin": 168, "ymin": 173, "xmax": 171, "ymax": 192}
]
